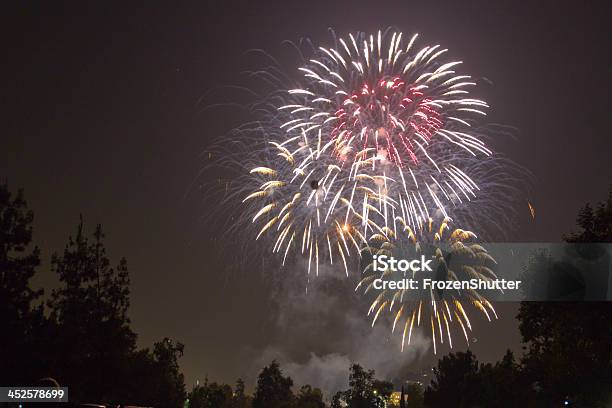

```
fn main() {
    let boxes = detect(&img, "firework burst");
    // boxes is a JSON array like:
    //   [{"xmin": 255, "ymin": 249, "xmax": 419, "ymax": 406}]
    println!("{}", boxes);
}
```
[
  {"xmin": 243, "ymin": 30, "xmax": 500, "ymax": 272},
  {"xmin": 199, "ymin": 28, "xmax": 531, "ymax": 355},
  {"xmin": 356, "ymin": 218, "xmax": 499, "ymax": 354}
]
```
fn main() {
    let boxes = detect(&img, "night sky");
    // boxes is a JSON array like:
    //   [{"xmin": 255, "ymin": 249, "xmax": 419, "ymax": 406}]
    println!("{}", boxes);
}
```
[{"xmin": 2, "ymin": 0, "xmax": 610, "ymax": 394}]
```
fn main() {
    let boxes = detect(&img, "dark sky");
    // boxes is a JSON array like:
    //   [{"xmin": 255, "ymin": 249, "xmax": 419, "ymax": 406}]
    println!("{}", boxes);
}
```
[{"xmin": 1, "ymin": 0, "xmax": 610, "ymax": 394}]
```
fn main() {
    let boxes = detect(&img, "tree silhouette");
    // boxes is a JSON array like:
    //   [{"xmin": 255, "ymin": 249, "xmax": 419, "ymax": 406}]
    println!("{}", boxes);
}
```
[
  {"xmin": 346, "ymin": 364, "xmax": 377, "ymax": 408},
  {"xmin": 372, "ymin": 379, "xmax": 393, "ymax": 402},
  {"xmin": 518, "ymin": 301, "xmax": 612, "ymax": 406},
  {"xmin": 0, "ymin": 184, "xmax": 45, "ymax": 385},
  {"xmin": 232, "ymin": 378, "xmax": 252, "ymax": 408},
  {"xmin": 424, "ymin": 349, "xmax": 525, "ymax": 407},
  {"xmin": 331, "ymin": 390, "xmax": 346, "ymax": 408},
  {"xmin": 478, "ymin": 350, "xmax": 523, "ymax": 407},
  {"xmin": 45, "ymin": 219, "xmax": 186, "ymax": 407},
  {"xmin": 295, "ymin": 384, "xmax": 325, "ymax": 408},
  {"xmin": 252, "ymin": 361, "xmax": 295, "ymax": 408},
  {"xmin": 565, "ymin": 185, "xmax": 612, "ymax": 243},
  {"xmin": 330, "ymin": 363, "xmax": 394, "ymax": 408},
  {"xmin": 424, "ymin": 350, "xmax": 480, "ymax": 408},
  {"xmin": 47, "ymin": 218, "xmax": 136, "ymax": 402},
  {"xmin": 126, "ymin": 338, "xmax": 187, "ymax": 407},
  {"xmin": 188, "ymin": 377, "xmax": 233, "ymax": 408},
  {"xmin": 0, "ymin": 185, "xmax": 188, "ymax": 406},
  {"xmin": 518, "ymin": 186, "xmax": 612, "ymax": 407},
  {"xmin": 150, "ymin": 338, "xmax": 188, "ymax": 407},
  {"xmin": 400, "ymin": 382, "xmax": 424, "ymax": 408}
]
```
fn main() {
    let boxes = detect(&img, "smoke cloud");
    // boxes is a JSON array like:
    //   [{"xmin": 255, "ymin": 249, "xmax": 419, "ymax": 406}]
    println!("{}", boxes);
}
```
[{"xmin": 253, "ymin": 261, "xmax": 430, "ymax": 397}]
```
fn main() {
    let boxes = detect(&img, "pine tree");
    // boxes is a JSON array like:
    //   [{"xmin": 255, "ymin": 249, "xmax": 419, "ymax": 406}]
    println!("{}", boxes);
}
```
[
  {"xmin": 0, "ymin": 184, "xmax": 43, "ymax": 384},
  {"xmin": 566, "ymin": 185, "xmax": 612, "ymax": 242},
  {"xmin": 48, "ymin": 218, "xmax": 136, "ymax": 402}
]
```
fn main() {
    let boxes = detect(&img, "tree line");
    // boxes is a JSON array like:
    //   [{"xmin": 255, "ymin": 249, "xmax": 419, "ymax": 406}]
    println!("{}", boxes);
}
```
[
  {"xmin": 187, "ymin": 186, "xmax": 612, "ymax": 407},
  {"xmin": 2, "ymin": 183, "xmax": 611, "ymax": 407},
  {"xmin": 1, "ymin": 184, "xmax": 185, "ymax": 407},
  {"xmin": 186, "ymin": 361, "xmax": 393, "ymax": 408}
]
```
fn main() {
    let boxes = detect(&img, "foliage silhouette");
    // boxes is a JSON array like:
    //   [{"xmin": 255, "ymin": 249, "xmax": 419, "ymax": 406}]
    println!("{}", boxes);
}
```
[
  {"xmin": 518, "ymin": 186, "xmax": 612, "ymax": 407},
  {"xmin": 252, "ymin": 360, "xmax": 295, "ymax": 408},
  {"xmin": 0, "ymin": 184, "xmax": 46, "ymax": 385},
  {"xmin": 296, "ymin": 384, "xmax": 325, "ymax": 408}
]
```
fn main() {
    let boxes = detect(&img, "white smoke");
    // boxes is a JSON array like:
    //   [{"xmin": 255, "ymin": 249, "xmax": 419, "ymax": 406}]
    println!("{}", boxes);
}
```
[{"xmin": 254, "ymin": 260, "xmax": 430, "ymax": 398}]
